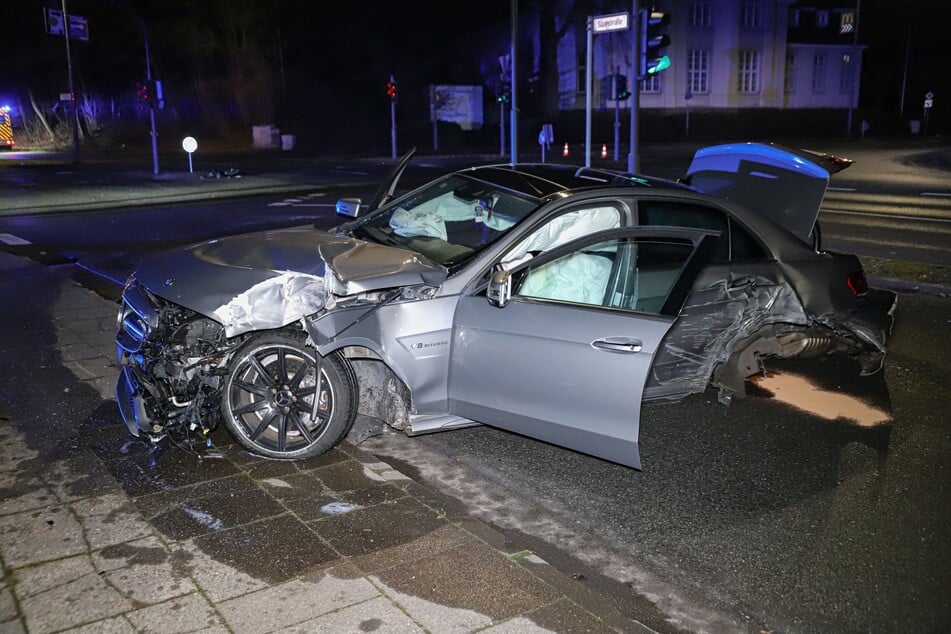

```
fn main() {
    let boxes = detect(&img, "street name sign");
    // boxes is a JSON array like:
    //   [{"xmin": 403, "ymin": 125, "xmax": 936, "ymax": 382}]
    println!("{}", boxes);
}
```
[
  {"xmin": 45, "ymin": 9, "xmax": 89, "ymax": 41},
  {"xmin": 593, "ymin": 12, "xmax": 629, "ymax": 33}
]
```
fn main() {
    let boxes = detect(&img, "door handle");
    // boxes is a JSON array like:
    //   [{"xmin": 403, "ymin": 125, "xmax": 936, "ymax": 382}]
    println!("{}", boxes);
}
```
[{"xmin": 592, "ymin": 339, "xmax": 643, "ymax": 353}]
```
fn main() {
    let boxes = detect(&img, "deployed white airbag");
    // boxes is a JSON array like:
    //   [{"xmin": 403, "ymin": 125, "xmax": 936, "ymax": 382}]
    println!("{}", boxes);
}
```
[
  {"xmin": 213, "ymin": 271, "xmax": 327, "ymax": 337},
  {"xmin": 389, "ymin": 192, "xmax": 514, "ymax": 240},
  {"xmin": 520, "ymin": 253, "xmax": 612, "ymax": 305}
]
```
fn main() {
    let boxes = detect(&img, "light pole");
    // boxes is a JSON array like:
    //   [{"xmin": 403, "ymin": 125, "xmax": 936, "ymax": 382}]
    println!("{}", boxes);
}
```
[
  {"xmin": 143, "ymin": 20, "xmax": 159, "ymax": 175},
  {"xmin": 110, "ymin": 1, "xmax": 159, "ymax": 175},
  {"xmin": 845, "ymin": 0, "xmax": 861, "ymax": 137},
  {"xmin": 628, "ymin": 0, "xmax": 640, "ymax": 174},
  {"xmin": 60, "ymin": 0, "xmax": 81, "ymax": 164},
  {"xmin": 509, "ymin": 0, "xmax": 518, "ymax": 164}
]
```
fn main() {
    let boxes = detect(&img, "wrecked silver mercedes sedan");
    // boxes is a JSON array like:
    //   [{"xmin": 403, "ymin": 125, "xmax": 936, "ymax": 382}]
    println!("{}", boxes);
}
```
[{"xmin": 116, "ymin": 143, "xmax": 896, "ymax": 469}]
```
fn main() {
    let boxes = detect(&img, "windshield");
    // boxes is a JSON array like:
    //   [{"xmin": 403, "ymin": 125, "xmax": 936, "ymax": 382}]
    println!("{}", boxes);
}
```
[{"xmin": 350, "ymin": 175, "xmax": 540, "ymax": 268}]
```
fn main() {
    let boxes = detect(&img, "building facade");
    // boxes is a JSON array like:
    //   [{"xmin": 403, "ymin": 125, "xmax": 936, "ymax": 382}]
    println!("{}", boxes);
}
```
[{"xmin": 554, "ymin": 0, "xmax": 862, "ymax": 111}]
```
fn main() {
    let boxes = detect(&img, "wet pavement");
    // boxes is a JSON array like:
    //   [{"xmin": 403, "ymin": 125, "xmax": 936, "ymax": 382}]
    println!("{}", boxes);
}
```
[{"xmin": 0, "ymin": 250, "xmax": 642, "ymax": 632}]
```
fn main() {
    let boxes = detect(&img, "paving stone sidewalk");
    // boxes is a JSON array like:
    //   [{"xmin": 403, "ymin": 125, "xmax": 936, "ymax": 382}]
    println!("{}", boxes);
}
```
[{"xmin": 0, "ymin": 251, "xmax": 644, "ymax": 633}]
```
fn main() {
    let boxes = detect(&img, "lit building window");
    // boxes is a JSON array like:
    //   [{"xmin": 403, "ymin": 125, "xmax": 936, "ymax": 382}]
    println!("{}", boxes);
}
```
[
  {"xmin": 738, "ymin": 50, "xmax": 760, "ymax": 93},
  {"xmin": 812, "ymin": 53, "xmax": 826, "ymax": 93},
  {"xmin": 816, "ymin": 10, "xmax": 829, "ymax": 27},
  {"xmin": 688, "ymin": 49, "xmax": 709, "ymax": 94},
  {"xmin": 785, "ymin": 52, "xmax": 797, "ymax": 93},
  {"xmin": 742, "ymin": 0, "xmax": 761, "ymax": 29},
  {"xmin": 691, "ymin": 1, "xmax": 711, "ymax": 27},
  {"xmin": 641, "ymin": 74, "xmax": 662, "ymax": 93}
]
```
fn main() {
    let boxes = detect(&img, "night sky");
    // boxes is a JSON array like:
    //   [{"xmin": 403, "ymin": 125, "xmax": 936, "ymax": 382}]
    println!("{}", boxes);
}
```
[{"xmin": 1, "ymin": 1, "xmax": 945, "ymax": 150}]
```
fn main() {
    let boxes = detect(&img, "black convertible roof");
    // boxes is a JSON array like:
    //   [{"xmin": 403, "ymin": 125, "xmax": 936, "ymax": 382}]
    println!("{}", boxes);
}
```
[{"xmin": 455, "ymin": 163, "xmax": 693, "ymax": 199}]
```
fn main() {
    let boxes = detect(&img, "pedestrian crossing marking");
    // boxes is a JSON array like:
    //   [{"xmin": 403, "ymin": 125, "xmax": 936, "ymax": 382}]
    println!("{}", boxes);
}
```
[
  {"xmin": 0, "ymin": 233, "xmax": 31, "ymax": 246},
  {"xmin": 268, "ymin": 192, "xmax": 327, "ymax": 207}
]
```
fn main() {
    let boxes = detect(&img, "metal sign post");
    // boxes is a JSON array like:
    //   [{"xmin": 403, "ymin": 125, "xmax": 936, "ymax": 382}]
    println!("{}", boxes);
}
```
[
  {"xmin": 430, "ymin": 86, "xmax": 439, "ymax": 152},
  {"xmin": 685, "ymin": 83, "xmax": 692, "ymax": 137},
  {"xmin": 628, "ymin": 0, "xmax": 641, "ymax": 174},
  {"xmin": 613, "ymin": 71, "xmax": 620, "ymax": 162},
  {"xmin": 390, "ymin": 74, "xmax": 397, "ymax": 160},
  {"xmin": 509, "ymin": 0, "xmax": 518, "ymax": 165},
  {"xmin": 54, "ymin": 1, "xmax": 81, "ymax": 164},
  {"xmin": 587, "ymin": 11, "xmax": 630, "ymax": 168},
  {"xmin": 923, "ymin": 91, "xmax": 934, "ymax": 135},
  {"xmin": 182, "ymin": 136, "xmax": 197, "ymax": 173},
  {"xmin": 499, "ymin": 54, "xmax": 510, "ymax": 158}
]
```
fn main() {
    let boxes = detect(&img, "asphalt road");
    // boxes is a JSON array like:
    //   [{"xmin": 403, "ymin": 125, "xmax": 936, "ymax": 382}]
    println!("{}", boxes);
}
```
[
  {"xmin": 0, "ymin": 146, "xmax": 948, "ymax": 632},
  {"xmin": 816, "ymin": 145, "xmax": 951, "ymax": 267},
  {"xmin": 360, "ymin": 292, "xmax": 950, "ymax": 633}
]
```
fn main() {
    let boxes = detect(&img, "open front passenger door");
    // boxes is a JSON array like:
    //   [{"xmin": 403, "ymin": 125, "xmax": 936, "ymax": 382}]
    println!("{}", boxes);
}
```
[{"xmin": 448, "ymin": 227, "xmax": 718, "ymax": 469}]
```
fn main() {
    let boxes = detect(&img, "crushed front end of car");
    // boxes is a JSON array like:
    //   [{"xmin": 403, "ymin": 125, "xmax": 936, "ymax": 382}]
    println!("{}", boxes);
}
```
[
  {"xmin": 114, "ymin": 224, "xmax": 451, "ymax": 459},
  {"xmin": 116, "ymin": 279, "xmax": 236, "ymax": 449}
]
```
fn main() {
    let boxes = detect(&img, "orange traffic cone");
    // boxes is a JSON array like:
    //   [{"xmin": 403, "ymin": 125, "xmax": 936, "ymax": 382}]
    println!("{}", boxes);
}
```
[
  {"xmin": 563, "ymin": 142, "xmax": 569, "ymax": 157},
  {"xmin": 601, "ymin": 144, "xmax": 608, "ymax": 159}
]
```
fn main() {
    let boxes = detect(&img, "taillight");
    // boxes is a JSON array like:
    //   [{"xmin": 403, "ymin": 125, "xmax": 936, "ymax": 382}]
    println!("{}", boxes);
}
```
[{"xmin": 846, "ymin": 270, "xmax": 868, "ymax": 297}]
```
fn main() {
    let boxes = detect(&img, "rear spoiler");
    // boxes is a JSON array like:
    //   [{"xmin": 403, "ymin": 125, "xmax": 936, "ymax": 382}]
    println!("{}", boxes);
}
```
[{"xmin": 797, "ymin": 148, "xmax": 854, "ymax": 175}]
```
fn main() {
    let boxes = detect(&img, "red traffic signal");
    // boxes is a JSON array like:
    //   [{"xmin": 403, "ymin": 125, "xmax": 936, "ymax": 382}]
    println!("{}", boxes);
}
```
[
  {"xmin": 386, "ymin": 80, "xmax": 398, "ymax": 101},
  {"xmin": 136, "ymin": 80, "xmax": 159, "ymax": 107}
]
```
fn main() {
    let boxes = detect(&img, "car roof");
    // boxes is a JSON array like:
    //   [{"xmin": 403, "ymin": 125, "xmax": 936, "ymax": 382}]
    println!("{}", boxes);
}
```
[
  {"xmin": 453, "ymin": 163, "xmax": 694, "ymax": 199},
  {"xmin": 454, "ymin": 161, "xmax": 821, "ymax": 261}
]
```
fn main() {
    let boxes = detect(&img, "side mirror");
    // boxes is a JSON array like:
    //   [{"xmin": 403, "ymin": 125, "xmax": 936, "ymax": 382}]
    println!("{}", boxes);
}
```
[
  {"xmin": 486, "ymin": 264, "xmax": 512, "ymax": 308},
  {"xmin": 336, "ymin": 198, "xmax": 362, "ymax": 218}
]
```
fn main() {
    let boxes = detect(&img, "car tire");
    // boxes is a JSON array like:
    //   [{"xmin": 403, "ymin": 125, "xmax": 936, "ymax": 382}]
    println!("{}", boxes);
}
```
[{"xmin": 221, "ymin": 332, "xmax": 357, "ymax": 460}]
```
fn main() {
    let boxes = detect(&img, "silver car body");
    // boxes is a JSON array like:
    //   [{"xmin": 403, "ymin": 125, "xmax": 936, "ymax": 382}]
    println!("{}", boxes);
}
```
[{"xmin": 116, "ymin": 143, "xmax": 895, "ymax": 469}]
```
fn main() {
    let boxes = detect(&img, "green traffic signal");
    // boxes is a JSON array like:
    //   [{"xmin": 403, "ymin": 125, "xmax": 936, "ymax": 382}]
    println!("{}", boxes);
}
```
[
  {"xmin": 639, "ymin": 9, "xmax": 671, "ymax": 77},
  {"xmin": 647, "ymin": 55, "xmax": 671, "ymax": 75},
  {"xmin": 497, "ymin": 81, "xmax": 511, "ymax": 103}
]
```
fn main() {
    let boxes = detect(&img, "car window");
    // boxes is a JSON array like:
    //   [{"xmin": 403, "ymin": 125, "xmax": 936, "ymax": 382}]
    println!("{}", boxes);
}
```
[
  {"xmin": 516, "ymin": 237, "xmax": 695, "ymax": 315},
  {"xmin": 728, "ymin": 219, "xmax": 768, "ymax": 260},
  {"xmin": 638, "ymin": 200, "xmax": 730, "ymax": 262},
  {"xmin": 351, "ymin": 175, "xmax": 539, "ymax": 268}
]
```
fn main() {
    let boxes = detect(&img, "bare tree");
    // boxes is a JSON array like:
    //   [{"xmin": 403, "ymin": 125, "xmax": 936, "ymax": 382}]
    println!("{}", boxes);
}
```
[{"xmin": 27, "ymin": 89, "xmax": 56, "ymax": 142}]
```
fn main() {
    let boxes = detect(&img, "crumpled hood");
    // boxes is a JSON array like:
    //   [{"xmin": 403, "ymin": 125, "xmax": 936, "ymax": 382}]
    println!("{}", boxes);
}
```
[{"xmin": 134, "ymin": 226, "xmax": 445, "ymax": 337}]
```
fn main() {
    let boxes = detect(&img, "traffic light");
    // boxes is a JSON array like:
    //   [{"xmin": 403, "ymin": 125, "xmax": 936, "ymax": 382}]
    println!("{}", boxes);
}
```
[
  {"xmin": 386, "ymin": 80, "xmax": 398, "ymax": 101},
  {"xmin": 496, "ymin": 80, "xmax": 511, "ymax": 103},
  {"xmin": 136, "ymin": 80, "xmax": 153, "ymax": 106},
  {"xmin": 639, "ymin": 8, "xmax": 671, "ymax": 77},
  {"xmin": 615, "ymin": 74, "xmax": 630, "ymax": 100}
]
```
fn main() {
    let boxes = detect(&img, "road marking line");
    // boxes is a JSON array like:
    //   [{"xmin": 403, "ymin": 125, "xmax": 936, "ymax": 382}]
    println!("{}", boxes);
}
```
[
  {"xmin": 825, "ymin": 234, "xmax": 951, "ymax": 251},
  {"xmin": 921, "ymin": 192, "xmax": 951, "ymax": 198},
  {"xmin": 820, "ymin": 209, "xmax": 951, "ymax": 224},
  {"xmin": 827, "ymin": 186, "xmax": 857, "ymax": 192},
  {"xmin": 268, "ymin": 201, "xmax": 292, "ymax": 207},
  {"xmin": 0, "ymin": 233, "xmax": 31, "ymax": 245}
]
